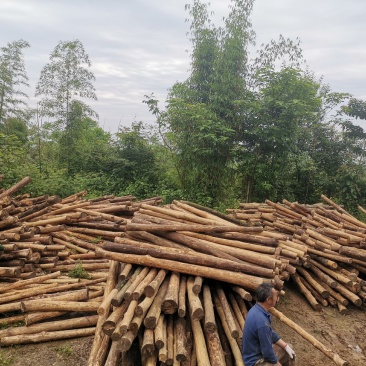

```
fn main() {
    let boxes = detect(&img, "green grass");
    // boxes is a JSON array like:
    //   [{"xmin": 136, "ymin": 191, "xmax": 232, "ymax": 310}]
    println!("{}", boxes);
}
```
[
  {"xmin": 0, "ymin": 351, "xmax": 13, "ymax": 366},
  {"xmin": 54, "ymin": 343, "xmax": 73, "ymax": 357}
]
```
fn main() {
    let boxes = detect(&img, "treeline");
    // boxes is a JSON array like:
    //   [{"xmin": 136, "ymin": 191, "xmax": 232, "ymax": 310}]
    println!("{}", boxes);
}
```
[{"xmin": 1, "ymin": 0, "xmax": 366, "ymax": 214}]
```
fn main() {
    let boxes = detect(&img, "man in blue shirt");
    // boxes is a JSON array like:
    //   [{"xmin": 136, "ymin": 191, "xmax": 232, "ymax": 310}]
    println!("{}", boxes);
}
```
[{"xmin": 242, "ymin": 283, "xmax": 296, "ymax": 366}]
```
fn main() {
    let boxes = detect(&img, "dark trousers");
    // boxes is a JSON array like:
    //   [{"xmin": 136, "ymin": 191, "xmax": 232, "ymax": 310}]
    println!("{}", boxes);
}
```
[{"xmin": 254, "ymin": 344, "xmax": 295, "ymax": 366}]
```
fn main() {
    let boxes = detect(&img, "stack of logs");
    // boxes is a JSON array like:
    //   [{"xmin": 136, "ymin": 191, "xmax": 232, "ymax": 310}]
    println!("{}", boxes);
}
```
[
  {"xmin": 0, "ymin": 177, "xmax": 357, "ymax": 366},
  {"xmin": 227, "ymin": 196, "xmax": 366, "ymax": 314}
]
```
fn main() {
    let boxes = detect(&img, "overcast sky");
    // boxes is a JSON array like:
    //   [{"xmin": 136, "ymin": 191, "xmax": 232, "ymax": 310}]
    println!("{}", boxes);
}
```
[{"xmin": 1, "ymin": 0, "xmax": 365, "ymax": 133}]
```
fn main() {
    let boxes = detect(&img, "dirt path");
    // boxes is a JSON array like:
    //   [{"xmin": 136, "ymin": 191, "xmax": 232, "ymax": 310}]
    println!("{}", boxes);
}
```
[{"xmin": 0, "ymin": 283, "xmax": 365, "ymax": 365}]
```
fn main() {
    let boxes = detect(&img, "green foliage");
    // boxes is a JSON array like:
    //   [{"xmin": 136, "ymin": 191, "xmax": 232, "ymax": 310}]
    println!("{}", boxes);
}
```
[
  {"xmin": 0, "ymin": 351, "xmax": 13, "ymax": 366},
  {"xmin": 0, "ymin": 39, "xmax": 30, "ymax": 125},
  {"xmin": 35, "ymin": 40, "xmax": 98, "ymax": 128},
  {"xmin": 68, "ymin": 260, "xmax": 91, "ymax": 279}
]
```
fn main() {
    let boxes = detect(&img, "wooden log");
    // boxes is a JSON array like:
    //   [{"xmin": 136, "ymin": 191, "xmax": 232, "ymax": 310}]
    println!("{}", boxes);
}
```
[
  {"xmin": 140, "ymin": 203, "xmax": 223, "ymax": 226},
  {"xmin": 88, "ymin": 260, "xmax": 119, "ymax": 366},
  {"xmin": 270, "ymin": 307, "xmax": 349, "ymax": 366},
  {"xmin": 0, "ymin": 283, "xmax": 67, "ymax": 304},
  {"xmin": 166, "ymin": 314, "xmax": 174, "ymax": 365},
  {"xmin": 125, "ymin": 230, "xmax": 187, "ymax": 250},
  {"xmin": 144, "ymin": 269, "xmax": 168, "ymax": 297},
  {"xmin": 68, "ymin": 226, "xmax": 125, "ymax": 239},
  {"xmin": 309, "ymin": 259, "xmax": 353, "ymax": 287},
  {"xmin": 179, "ymin": 200, "xmax": 248, "ymax": 227},
  {"xmin": 161, "ymin": 272, "xmax": 180, "ymax": 314},
  {"xmin": 333, "ymin": 282, "xmax": 362, "ymax": 306},
  {"xmin": 178, "ymin": 275, "xmax": 187, "ymax": 317},
  {"xmin": 0, "ymin": 301, "xmax": 22, "ymax": 313},
  {"xmin": 175, "ymin": 316, "xmax": 188, "ymax": 362},
  {"xmin": 53, "ymin": 237, "xmax": 89, "ymax": 254},
  {"xmin": 103, "ymin": 240, "xmax": 275, "ymax": 278},
  {"xmin": 0, "ymin": 315, "xmax": 98, "ymax": 338},
  {"xmin": 123, "ymin": 266, "xmax": 151, "ymax": 300},
  {"xmin": 0, "ymin": 176, "xmax": 32, "ymax": 199},
  {"xmin": 0, "ymin": 266, "xmax": 21, "ymax": 276},
  {"xmin": 126, "ymin": 222, "xmax": 258, "ymax": 233},
  {"xmin": 202, "ymin": 285, "xmax": 216, "ymax": 333},
  {"xmin": 291, "ymin": 273, "xmax": 321, "ymax": 311},
  {"xmin": 231, "ymin": 285, "xmax": 252, "ymax": 301},
  {"xmin": 213, "ymin": 294, "xmax": 244, "ymax": 366},
  {"xmin": 104, "ymin": 340, "xmax": 121, "ymax": 366},
  {"xmin": 180, "ymin": 231, "xmax": 276, "ymax": 255},
  {"xmin": 111, "ymin": 299, "xmax": 138, "ymax": 340},
  {"xmin": 0, "ymin": 270, "xmax": 61, "ymax": 293},
  {"xmin": 96, "ymin": 247, "xmax": 267, "ymax": 290},
  {"xmin": 130, "ymin": 267, "xmax": 158, "ymax": 300},
  {"xmin": 227, "ymin": 291, "xmax": 245, "ymax": 331},
  {"xmin": 98, "ymin": 288, "xmax": 118, "ymax": 316},
  {"xmin": 144, "ymin": 278, "xmax": 170, "ymax": 329},
  {"xmin": 112, "ymin": 266, "xmax": 144, "ymax": 306},
  {"xmin": 118, "ymin": 263, "xmax": 133, "ymax": 282},
  {"xmin": 192, "ymin": 276, "xmax": 203, "ymax": 295},
  {"xmin": 0, "ymin": 314, "xmax": 26, "ymax": 327},
  {"xmin": 309, "ymin": 265, "xmax": 338, "ymax": 289},
  {"xmin": 53, "ymin": 231, "xmax": 98, "ymax": 251},
  {"xmin": 154, "ymin": 314, "xmax": 166, "ymax": 349},
  {"xmin": 215, "ymin": 287, "xmax": 239, "ymax": 339},
  {"xmin": 204, "ymin": 326, "xmax": 227, "ymax": 366},
  {"xmin": 187, "ymin": 276, "xmax": 204, "ymax": 321},
  {"xmin": 141, "ymin": 327, "xmax": 155, "ymax": 357},
  {"xmin": 25, "ymin": 311, "xmax": 66, "ymax": 326},
  {"xmin": 188, "ymin": 306, "xmax": 211, "ymax": 366},
  {"xmin": 301, "ymin": 277, "xmax": 329, "ymax": 307},
  {"xmin": 20, "ymin": 299, "xmax": 100, "ymax": 313},
  {"xmin": 296, "ymin": 267, "xmax": 330, "ymax": 298},
  {"xmin": 102, "ymin": 299, "xmax": 130, "ymax": 336},
  {"xmin": 0, "ymin": 327, "xmax": 96, "ymax": 345},
  {"xmin": 339, "ymin": 245, "xmax": 366, "ymax": 261}
]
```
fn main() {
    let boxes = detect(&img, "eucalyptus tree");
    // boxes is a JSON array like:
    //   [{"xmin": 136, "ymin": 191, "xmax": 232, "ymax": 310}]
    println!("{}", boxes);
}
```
[
  {"xmin": 35, "ymin": 40, "xmax": 98, "ymax": 129},
  {"xmin": 145, "ymin": 0, "xmax": 306, "ymax": 207},
  {"xmin": 35, "ymin": 40, "xmax": 98, "ymax": 176},
  {"xmin": 0, "ymin": 39, "xmax": 30, "ymax": 125}
]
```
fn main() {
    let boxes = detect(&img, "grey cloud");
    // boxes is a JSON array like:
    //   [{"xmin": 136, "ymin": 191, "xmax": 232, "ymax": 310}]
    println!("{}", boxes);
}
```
[{"xmin": 1, "ymin": 0, "xmax": 366, "ymax": 131}]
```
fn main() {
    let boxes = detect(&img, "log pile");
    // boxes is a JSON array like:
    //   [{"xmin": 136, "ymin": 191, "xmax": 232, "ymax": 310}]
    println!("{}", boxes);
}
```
[
  {"xmin": 0, "ymin": 177, "xmax": 162, "ymax": 350},
  {"xmin": 0, "ymin": 177, "xmax": 356, "ymax": 366},
  {"xmin": 228, "ymin": 197, "xmax": 366, "ymax": 314}
]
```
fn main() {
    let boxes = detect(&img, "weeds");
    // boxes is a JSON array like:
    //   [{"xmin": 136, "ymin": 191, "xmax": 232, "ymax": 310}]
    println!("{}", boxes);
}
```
[
  {"xmin": 54, "ymin": 343, "xmax": 73, "ymax": 357},
  {"xmin": 0, "ymin": 351, "xmax": 13, "ymax": 366},
  {"xmin": 68, "ymin": 260, "xmax": 91, "ymax": 279}
]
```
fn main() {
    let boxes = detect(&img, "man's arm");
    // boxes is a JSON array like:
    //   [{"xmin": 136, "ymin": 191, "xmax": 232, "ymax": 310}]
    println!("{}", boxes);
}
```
[
  {"xmin": 275, "ymin": 339, "xmax": 296, "ymax": 359},
  {"xmin": 257, "ymin": 327, "xmax": 278, "ymax": 364}
]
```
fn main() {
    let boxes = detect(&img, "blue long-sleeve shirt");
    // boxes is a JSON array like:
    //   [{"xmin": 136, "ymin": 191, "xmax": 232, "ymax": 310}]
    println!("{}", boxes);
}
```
[{"xmin": 242, "ymin": 303, "xmax": 281, "ymax": 366}]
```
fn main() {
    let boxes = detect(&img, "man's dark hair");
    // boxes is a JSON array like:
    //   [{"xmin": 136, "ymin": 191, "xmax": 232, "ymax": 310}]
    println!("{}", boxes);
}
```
[{"xmin": 256, "ymin": 283, "xmax": 274, "ymax": 302}]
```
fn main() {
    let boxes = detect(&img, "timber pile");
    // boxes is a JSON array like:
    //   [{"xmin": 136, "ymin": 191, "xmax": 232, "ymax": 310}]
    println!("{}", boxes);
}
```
[
  {"xmin": 228, "ymin": 197, "xmax": 366, "ymax": 314},
  {"xmin": 0, "ymin": 177, "xmax": 351, "ymax": 365},
  {"xmin": 0, "ymin": 177, "xmax": 162, "ymax": 351}
]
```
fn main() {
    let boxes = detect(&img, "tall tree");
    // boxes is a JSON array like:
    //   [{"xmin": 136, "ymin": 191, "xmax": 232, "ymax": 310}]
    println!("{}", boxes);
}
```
[
  {"xmin": 146, "ymin": 0, "xmax": 305, "ymax": 207},
  {"xmin": 0, "ymin": 39, "xmax": 30, "ymax": 125},
  {"xmin": 35, "ymin": 40, "xmax": 98, "ymax": 128}
]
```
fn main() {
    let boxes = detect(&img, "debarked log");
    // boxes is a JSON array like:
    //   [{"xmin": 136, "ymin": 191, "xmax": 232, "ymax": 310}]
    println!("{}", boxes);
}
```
[
  {"xmin": 270, "ymin": 307, "xmax": 349, "ymax": 366},
  {"xmin": 96, "ymin": 247, "xmax": 269, "ymax": 290},
  {"xmin": 102, "ymin": 241, "xmax": 275, "ymax": 278},
  {"xmin": 0, "ymin": 327, "xmax": 96, "ymax": 345}
]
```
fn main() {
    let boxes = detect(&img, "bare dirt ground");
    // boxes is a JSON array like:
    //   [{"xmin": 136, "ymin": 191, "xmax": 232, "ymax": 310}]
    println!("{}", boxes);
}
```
[{"xmin": 0, "ymin": 282, "xmax": 365, "ymax": 366}]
